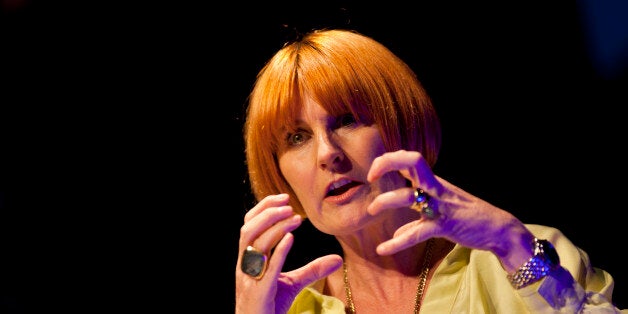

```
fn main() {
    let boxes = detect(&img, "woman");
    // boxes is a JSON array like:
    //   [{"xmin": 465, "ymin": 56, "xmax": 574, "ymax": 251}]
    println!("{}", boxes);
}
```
[{"xmin": 235, "ymin": 29, "xmax": 624, "ymax": 313}]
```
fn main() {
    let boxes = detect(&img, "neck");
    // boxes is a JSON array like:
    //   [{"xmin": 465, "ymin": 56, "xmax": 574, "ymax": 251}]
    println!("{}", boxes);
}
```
[{"xmin": 342, "ymin": 238, "xmax": 436, "ymax": 314}]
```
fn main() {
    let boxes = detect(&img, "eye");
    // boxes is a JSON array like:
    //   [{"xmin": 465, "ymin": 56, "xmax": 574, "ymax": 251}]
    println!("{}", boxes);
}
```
[
  {"xmin": 337, "ymin": 113, "xmax": 357, "ymax": 128},
  {"xmin": 285, "ymin": 129, "xmax": 310, "ymax": 147}
]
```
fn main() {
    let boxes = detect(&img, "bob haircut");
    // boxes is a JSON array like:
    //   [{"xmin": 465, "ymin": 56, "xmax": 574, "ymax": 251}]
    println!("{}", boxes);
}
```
[{"xmin": 244, "ymin": 29, "xmax": 441, "ymax": 216}]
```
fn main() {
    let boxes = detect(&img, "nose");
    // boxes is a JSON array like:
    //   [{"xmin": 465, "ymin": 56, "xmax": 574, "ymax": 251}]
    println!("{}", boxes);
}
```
[{"xmin": 316, "ymin": 131, "xmax": 344, "ymax": 170}]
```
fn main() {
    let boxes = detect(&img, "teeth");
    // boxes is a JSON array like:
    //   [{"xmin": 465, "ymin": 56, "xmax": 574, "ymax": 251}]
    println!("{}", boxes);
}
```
[{"xmin": 330, "ymin": 179, "xmax": 351, "ymax": 191}]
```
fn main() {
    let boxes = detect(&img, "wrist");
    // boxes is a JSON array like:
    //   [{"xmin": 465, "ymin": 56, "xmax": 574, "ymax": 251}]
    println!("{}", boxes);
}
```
[
  {"xmin": 507, "ymin": 238, "xmax": 561, "ymax": 289},
  {"xmin": 496, "ymin": 229, "xmax": 536, "ymax": 274}
]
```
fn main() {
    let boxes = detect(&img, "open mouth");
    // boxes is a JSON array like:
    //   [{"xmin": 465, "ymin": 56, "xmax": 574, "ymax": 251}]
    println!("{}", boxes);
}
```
[{"xmin": 327, "ymin": 181, "xmax": 360, "ymax": 197}]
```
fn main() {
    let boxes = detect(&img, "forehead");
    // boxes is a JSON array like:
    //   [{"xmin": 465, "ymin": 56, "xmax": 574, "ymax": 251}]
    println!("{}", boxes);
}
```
[
  {"xmin": 294, "ymin": 95, "xmax": 335, "ymax": 120},
  {"xmin": 280, "ymin": 92, "xmax": 353, "ymax": 125}
]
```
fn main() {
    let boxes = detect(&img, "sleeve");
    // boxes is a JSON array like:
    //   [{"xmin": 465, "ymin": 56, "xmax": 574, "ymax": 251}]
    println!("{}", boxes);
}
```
[{"xmin": 517, "ymin": 224, "xmax": 627, "ymax": 313}]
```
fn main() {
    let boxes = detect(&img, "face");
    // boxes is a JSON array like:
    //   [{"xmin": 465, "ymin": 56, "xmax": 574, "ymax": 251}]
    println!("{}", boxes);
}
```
[{"xmin": 277, "ymin": 96, "xmax": 404, "ymax": 235}]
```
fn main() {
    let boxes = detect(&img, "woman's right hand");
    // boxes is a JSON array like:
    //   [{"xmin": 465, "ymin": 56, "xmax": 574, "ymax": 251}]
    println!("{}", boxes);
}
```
[{"xmin": 235, "ymin": 193, "xmax": 343, "ymax": 314}]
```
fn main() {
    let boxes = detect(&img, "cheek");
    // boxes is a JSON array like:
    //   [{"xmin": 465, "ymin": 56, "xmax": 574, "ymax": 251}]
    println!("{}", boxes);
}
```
[
  {"xmin": 278, "ymin": 152, "xmax": 307, "ymax": 188},
  {"xmin": 354, "ymin": 129, "xmax": 387, "ymax": 161}
]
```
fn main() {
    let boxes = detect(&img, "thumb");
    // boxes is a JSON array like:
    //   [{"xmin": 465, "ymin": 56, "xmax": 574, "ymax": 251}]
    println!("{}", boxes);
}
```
[{"xmin": 290, "ymin": 254, "xmax": 343, "ymax": 290}]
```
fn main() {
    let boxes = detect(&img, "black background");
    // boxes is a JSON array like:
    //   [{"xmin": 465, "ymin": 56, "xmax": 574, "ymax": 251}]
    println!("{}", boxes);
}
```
[{"xmin": 2, "ymin": 1, "xmax": 627, "ymax": 312}]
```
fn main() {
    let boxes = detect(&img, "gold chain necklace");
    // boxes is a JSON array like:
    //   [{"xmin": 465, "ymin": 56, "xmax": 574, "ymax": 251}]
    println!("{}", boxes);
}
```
[{"xmin": 343, "ymin": 238, "xmax": 435, "ymax": 314}]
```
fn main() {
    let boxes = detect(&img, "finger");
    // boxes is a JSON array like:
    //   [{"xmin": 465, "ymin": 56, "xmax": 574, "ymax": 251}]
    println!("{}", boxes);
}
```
[
  {"xmin": 375, "ymin": 224, "xmax": 424, "ymax": 255},
  {"xmin": 367, "ymin": 150, "xmax": 414, "ymax": 182},
  {"xmin": 375, "ymin": 221, "xmax": 441, "ymax": 256},
  {"xmin": 254, "ymin": 212, "xmax": 303, "ymax": 254},
  {"xmin": 280, "ymin": 254, "xmax": 343, "ymax": 291},
  {"xmin": 368, "ymin": 150, "xmax": 438, "ymax": 191},
  {"xmin": 244, "ymin": 193, "xmax": 290, "ymax": 223},
  {"xmin": 366, "ymin": 187, "xmax": 416, "ymax": 216},
  {"xmin": 239, "ymin": 230, "xmax": 297, "ymax": 282},
  {"xmin": 264, "ymin": 232, "xmax": 295, "ymax": 280},
  {"xmin": 239, "ymin": 207, "xmax": 302, "ymax": 253}
]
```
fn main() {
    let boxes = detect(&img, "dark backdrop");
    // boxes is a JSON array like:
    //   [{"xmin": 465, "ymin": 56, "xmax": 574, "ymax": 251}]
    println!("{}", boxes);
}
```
[{"xmin": 2, "ymin": 1, "xmax": 626, "ymax": 312}]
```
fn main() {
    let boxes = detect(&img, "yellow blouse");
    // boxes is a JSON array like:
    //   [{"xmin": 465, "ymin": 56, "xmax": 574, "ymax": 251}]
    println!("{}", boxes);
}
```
[{"xmin": 288, "ymin": 224, "xmax": 625, "ymax": 313}]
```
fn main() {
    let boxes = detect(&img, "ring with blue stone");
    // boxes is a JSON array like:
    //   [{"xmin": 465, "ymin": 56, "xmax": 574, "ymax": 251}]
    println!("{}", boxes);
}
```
[
  {"xmin": 411, "ymin": 188, "xmax": 438, "ymax": 219},
  {"xmin": 241, "ymin": 246, "xmax": 268, "ymax": 279}
]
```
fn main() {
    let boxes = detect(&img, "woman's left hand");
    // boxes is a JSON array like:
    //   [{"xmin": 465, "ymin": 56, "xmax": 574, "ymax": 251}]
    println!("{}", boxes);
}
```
[{"xmin": 366, "ymin": 150, "xmax": 534, "ymax": 273}]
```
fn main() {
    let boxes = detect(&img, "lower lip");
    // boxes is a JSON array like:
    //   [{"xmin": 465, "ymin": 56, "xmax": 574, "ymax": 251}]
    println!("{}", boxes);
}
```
[{"xmin": 325, "ymin": 185, "xmax": 362, "ymax": 205}]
